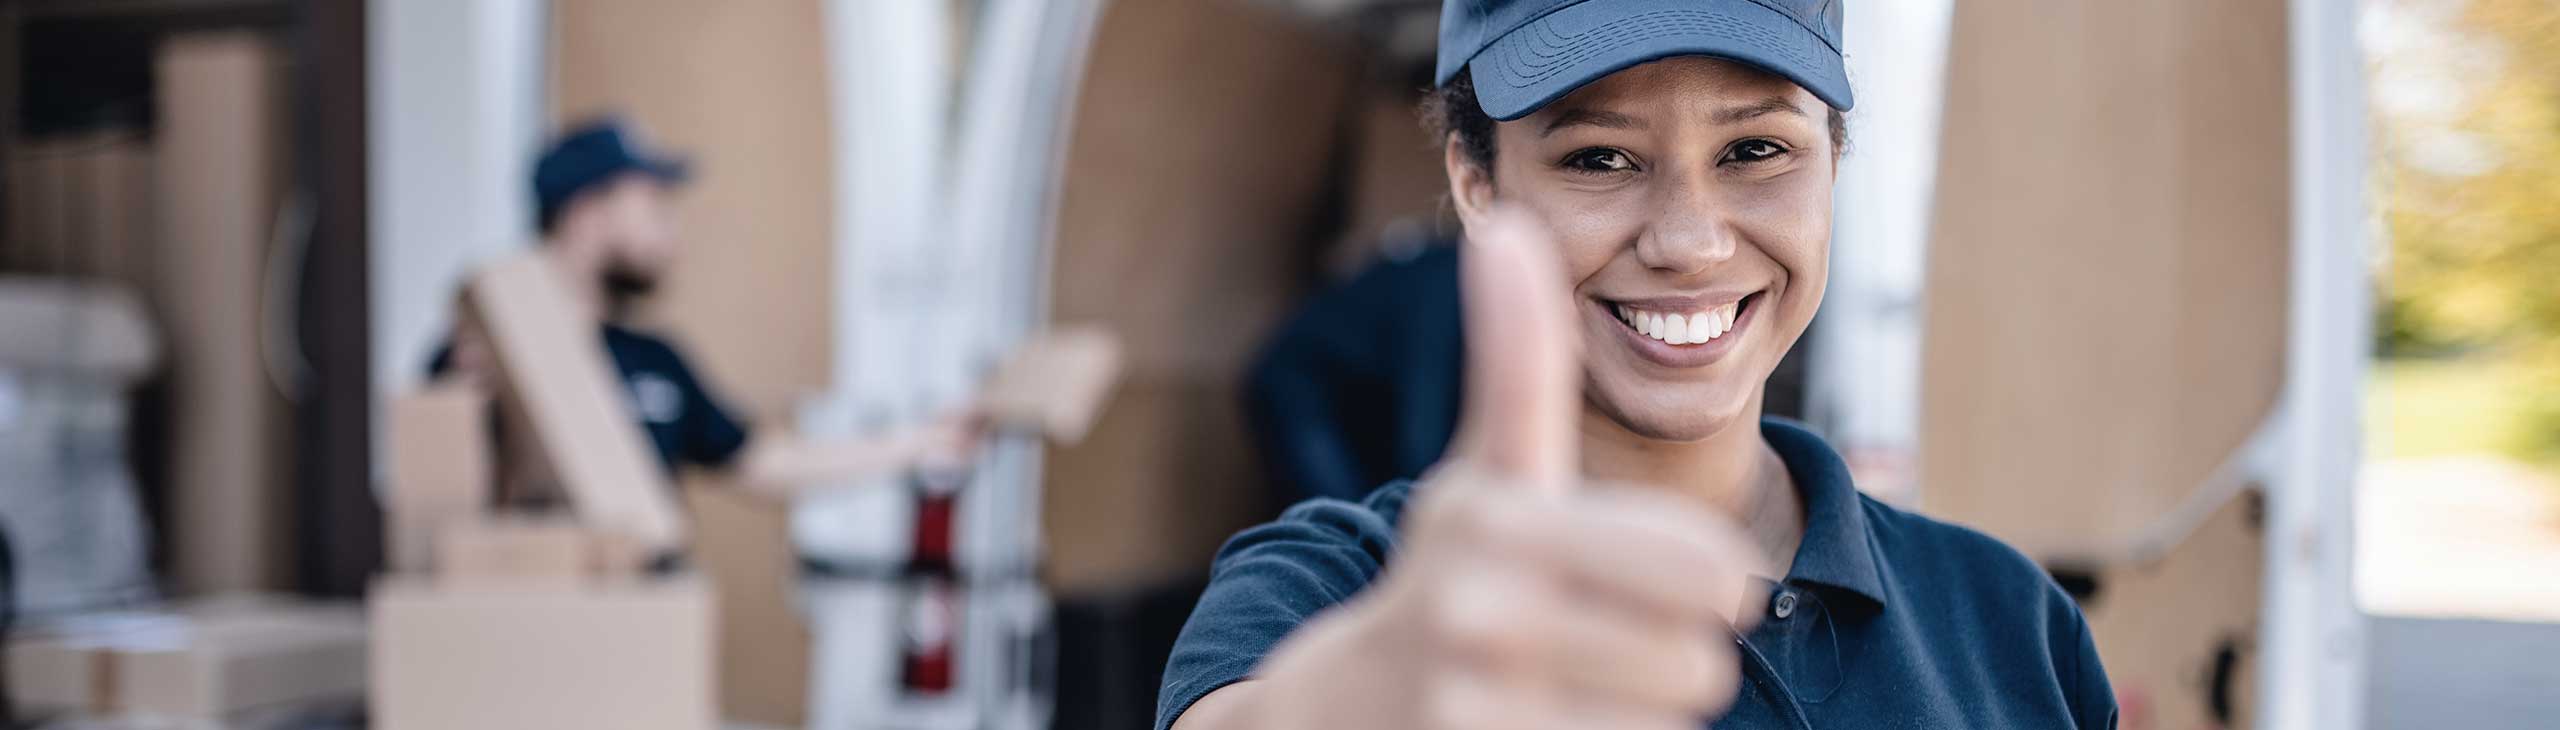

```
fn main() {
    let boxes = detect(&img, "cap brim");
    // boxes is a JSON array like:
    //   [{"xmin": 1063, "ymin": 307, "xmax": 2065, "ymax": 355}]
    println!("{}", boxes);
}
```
[
  {"xmin": 1466, "ymin": 0, "xmax": 1853, "ymax": 121},
  {"xmin": 635, "ymin": 156, "xmax": 690, "ymax": 184}
]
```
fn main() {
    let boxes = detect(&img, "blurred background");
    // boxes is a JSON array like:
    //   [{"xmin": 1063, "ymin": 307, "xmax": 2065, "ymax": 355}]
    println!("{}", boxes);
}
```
[{"xmin": 0, "ymin": 0, "xmax": 2546, "ymax": 729}]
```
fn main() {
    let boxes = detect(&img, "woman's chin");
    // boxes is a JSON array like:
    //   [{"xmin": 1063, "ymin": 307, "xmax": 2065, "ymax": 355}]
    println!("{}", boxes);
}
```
[{"xmin": 1590, "ymin": 381, "xmax": 1754, "ymax": 443}]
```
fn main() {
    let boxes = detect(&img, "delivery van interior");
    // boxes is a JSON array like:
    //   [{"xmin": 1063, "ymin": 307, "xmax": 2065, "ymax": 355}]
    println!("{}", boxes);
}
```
[{"xmin": 0, "ymin": 0, "xmax": 2548, "ymax": 729}]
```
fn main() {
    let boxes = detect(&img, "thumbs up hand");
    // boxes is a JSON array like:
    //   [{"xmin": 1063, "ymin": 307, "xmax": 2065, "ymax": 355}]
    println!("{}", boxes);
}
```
[{"xmin": 1226, "ymin": 208, "xmax": 1774, "ymax": 730}]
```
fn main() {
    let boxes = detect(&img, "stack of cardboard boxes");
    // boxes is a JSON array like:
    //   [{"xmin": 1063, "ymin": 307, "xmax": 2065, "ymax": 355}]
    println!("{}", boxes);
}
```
[{"xmin": 371, "ymin": 252, "xmax": 714, "ymax": 730}]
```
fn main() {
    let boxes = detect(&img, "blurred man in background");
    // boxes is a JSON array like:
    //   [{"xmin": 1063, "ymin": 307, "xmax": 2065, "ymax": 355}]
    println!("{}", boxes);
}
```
[{"xmin": 435, "ymin": 118, "xmax": 974, "ymax": 502}]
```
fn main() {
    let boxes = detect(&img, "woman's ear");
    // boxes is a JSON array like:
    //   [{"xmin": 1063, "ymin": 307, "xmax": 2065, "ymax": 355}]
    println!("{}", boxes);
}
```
[{"xmin": 1444, "ymin": 133, "xmax": 1496, "ymax": 231}]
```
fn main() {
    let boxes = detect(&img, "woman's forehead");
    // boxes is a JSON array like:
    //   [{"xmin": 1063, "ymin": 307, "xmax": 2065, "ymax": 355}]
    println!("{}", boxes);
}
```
[{"xmin": 1526, "ymin": 56, "xmax": 1819, "ymax": 125}]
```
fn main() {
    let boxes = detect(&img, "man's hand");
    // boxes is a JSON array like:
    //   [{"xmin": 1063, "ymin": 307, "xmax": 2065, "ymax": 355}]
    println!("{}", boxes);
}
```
[
  {"xmin": 1177, "ymin": 208, "xmax": 1769, "ymax": 730},
  {"xmin": 735, "ymin": 406, "xmax": 989, "ymax": 498}
]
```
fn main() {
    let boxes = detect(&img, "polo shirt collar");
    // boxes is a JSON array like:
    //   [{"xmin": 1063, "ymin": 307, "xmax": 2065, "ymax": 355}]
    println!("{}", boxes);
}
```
[{"xmin": 1761, "ymin": 417, "xmax": 1889, "ymax": 610}]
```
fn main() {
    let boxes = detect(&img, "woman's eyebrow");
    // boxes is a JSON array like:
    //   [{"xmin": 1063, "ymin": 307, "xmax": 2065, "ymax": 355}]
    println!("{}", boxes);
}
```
[
  {"xmin": 1712, "ymin": 96, "xmax": 1811, "ymax": 125},
  {"xmin": 1538, "ymin": 96, "xmax": 1809, "ymax": 138},
  {"xmin": 1538, "ymin": 108, "xmax": 1643, "ymax": 137}
]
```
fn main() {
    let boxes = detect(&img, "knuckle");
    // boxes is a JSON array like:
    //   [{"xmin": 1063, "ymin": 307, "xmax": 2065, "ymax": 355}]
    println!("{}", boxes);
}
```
[
  {"xmin": 1424, "ymin": 578, "xmax": 1527, "ymax": 669},
  {"xmin": 1409, "ymin": 489, "xmax": 1477, "ymax": 542},
  {"xmin": 1420, "ymin": 675, "xmax": 1486, "ymax": 730}
]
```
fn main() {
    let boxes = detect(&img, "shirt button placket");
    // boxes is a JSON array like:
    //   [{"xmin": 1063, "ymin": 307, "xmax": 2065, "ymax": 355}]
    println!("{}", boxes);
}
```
[{"xmin": 1772, "ymin": 590, "xmax": 1798, "ymax": 620}]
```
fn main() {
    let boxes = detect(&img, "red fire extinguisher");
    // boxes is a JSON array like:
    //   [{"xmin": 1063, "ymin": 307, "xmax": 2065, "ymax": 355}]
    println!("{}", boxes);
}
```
[{"xmin": 899, "ymin": 463, "xmax": 968, "ymax": 694}]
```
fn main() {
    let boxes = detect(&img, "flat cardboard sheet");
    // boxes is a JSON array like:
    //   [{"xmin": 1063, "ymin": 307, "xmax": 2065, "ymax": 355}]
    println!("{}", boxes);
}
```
[
  {"xmin": 156, "ymin": 31, "xmax": 293, "ymax": 594},
  {"xmin": 463, "ymin": 252, "xmax": 685, "ymax": 550},
  {"xmin": 1042, "ymin": 0, "xmax": 1352, "ymax": 596},
  {"xmin": 1920, "ymin": 0, "xmax": 2290, "ymax": 561},
  {"xmin": 980, "ymin": 325, "xmax": 1123, "ymax": 446}
]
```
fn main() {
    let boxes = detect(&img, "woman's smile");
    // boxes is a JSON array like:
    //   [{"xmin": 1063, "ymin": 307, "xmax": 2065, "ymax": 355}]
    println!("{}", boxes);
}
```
[{"xmin": 1589, "ymin": 290, "xmax": 1763, "ymax": 369}]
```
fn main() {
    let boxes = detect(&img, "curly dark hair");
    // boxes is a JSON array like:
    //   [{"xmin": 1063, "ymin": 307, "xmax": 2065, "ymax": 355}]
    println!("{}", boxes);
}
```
[{"xmin": 1423, "ymin": 68, "xmax": 1848, "ymax": 172}]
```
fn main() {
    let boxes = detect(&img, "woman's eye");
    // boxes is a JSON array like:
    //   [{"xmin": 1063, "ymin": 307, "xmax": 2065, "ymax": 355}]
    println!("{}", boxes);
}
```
[
  {"xmin": 1561, "ymin": 148, "xmax": 1638, "ymax": 174},
  {"xmin": 1722, "ymin": 139, "xmax": 1790, "ymax": 165}
]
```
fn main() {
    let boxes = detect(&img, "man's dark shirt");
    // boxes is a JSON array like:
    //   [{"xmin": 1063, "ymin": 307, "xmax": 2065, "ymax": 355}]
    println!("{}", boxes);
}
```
[
  {"xmin": 1157, "ymin": 418, "xmax": 2117, "ymax": 729},
  {"xmin": 429, "ymin": 323, "xmax": 749, "ymax": 473},
  {"xmin": 1245, "ymin": 244, "xmax": 1463, "ymax": 502}
]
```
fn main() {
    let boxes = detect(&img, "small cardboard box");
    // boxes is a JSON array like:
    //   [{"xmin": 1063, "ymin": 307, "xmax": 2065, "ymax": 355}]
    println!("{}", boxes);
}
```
[
  {"xmin": 369, "ymin": 576, "xmax": 715, "ymax": 730},
  {"xmin": 385, "ymin": 385, "xmax": 492, "ymax": 573},
  {"xmin": 4, "ymin": 601, "xmax": 367, "ymax": 718},
  {"xmin": 6, "ymin": 636, "xmax": 108, "ymax": 712},
  {"xmin": 980, "ymin": 325, "xmax": 1123, "ymax": 446},
  {"xmin": 463, "ymin": 252, "xmax": 685, "ymax": 551},
  {"xmin": 117, "ymin": 609, "xmax": 369, "ymax": 717},
  {"xmin": 433, "ymin": 516, "xmax": 601, "ymax": 585}
]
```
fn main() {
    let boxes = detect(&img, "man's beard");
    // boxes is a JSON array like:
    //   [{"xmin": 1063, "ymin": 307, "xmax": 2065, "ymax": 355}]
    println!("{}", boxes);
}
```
[{"xmin": 600, "ymin": 259, "xmax": 660, "ymax": 316}]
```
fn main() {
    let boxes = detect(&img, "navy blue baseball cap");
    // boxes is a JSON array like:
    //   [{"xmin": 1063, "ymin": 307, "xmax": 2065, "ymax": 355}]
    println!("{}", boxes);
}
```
[
  {"xmin": 533, "ymin": 118, "xmax": 689, "ymax": 229},
  {"xmin": 1438, "ymin": 0, "xmax": 1852, "ymax": 121}
]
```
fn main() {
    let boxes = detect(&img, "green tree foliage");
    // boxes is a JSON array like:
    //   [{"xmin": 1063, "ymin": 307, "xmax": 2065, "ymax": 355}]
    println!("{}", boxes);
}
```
[{"xmin": 2375, "ymin": 0, "xmax": 2560, "ymax": 461}]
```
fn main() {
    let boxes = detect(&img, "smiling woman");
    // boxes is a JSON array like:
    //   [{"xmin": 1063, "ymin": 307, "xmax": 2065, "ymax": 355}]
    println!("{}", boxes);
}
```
[{"xmin": 1156, "ymin": 2, "xmax": 2118, "ymax": 730}]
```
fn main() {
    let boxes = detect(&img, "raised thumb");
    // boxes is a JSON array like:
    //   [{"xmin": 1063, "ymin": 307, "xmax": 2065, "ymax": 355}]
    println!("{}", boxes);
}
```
[{"xmin": 1453, "ymin": 206, "xmax": 1583, "ymax": 493}]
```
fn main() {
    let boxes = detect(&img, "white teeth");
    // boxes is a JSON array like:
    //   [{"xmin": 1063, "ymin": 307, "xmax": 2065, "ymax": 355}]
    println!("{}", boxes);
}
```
[{"xmin": 1618, "ymin": 300, "xmax": 1745, "ymax": 345}]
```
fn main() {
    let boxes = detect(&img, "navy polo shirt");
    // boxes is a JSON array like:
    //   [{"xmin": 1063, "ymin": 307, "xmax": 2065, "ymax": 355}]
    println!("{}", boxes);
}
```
[
  {"xmin": 1157, "ymin": 418, "xmax": 2116, "ymax": 729},
  {"xmin": 428, "ymin": 323, "xmax": 750, "ymax": 474}
]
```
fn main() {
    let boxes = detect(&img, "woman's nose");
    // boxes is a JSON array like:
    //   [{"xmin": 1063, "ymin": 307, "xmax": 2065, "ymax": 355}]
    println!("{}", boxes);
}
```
[{"xmin": 1636, "ymin": 181, "xmax": 1738, "ymax": 275}]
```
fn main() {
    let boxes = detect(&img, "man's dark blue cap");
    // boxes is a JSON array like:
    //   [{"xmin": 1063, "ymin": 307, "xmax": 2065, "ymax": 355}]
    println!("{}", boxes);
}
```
[
  {"xmin": 533, "ymin": 117, "xmax": 689, "ymax": 229},
  {"xmin": 1437, "ymin": 0, "xmax": 1852, "ymax": 121}
]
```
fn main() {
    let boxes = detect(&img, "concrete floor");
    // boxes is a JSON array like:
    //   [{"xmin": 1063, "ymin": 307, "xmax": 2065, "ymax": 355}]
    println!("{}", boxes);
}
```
[
  {"xmin": 2358, "ymin": 457, "xmax": 2560, "ymax": 728},
  {"xmin": 2366, "ymin": 616, "xmax": 2560, "ymax": 729}
]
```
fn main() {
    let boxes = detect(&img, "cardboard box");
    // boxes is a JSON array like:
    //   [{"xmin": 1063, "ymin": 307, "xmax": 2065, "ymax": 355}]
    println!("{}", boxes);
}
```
[
  {"xmin": 1, "ymin": 131, "xmax": 154, "ymax": 289},
  {"xmin": 117, "ymin": 610, "xmax": 369, "ymax": 717},
  {"xmin": 370, "ymin": 577, "xmax": 715, "ymax": 730},
  {"xmin": 2080, "ymin": 491, "xmax": 2264, "ymax": 730},
  {"xmin": 1041, "ymin": 0, "xmax": 1353, "ymax": 597},
  {"xmin": 686, "ymin": 481, "xmax": 812, "ymax": 727},
  {"xmin": 433, "ymin": 516, "xmax": 600, "ymax": 584},
  {"xmin": 981, "ymin": 325, "xmax": 1123, "ymax": 446},
  {"xmin": 385, "ymin": 385, "xmax": 493, "ymax": 573},
  {"xmin": 6, "ymin": 637, "xmax": 108, "ymax": 712},
  {"xmin": 5, "ymin": 601, "xmax": 367, "ymax": 719},
  {"xmin": 1040, "ymin": 381, "xmax": 1279, "ymax": 596},
  {"xmin": 463, "ymin": 252, "xmax": 685, "ymax": 551},
  {"xmin": 1919, "ymin": 0, "xmax": 2290, "ymax": 561}
]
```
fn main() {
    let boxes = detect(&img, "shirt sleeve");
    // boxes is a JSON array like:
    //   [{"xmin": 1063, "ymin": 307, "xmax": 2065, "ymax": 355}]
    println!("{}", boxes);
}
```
[
  {"xmin": 1155, "ymin": 486, "xmax": 1410, "ymax": 730},
  {"xmin": 2064, "ymin": 598, "xmax": 2119, "ymax": 729},
  {"xmin": 662, "ymin": 345, "xmax": 750, "ymax": 467}
]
